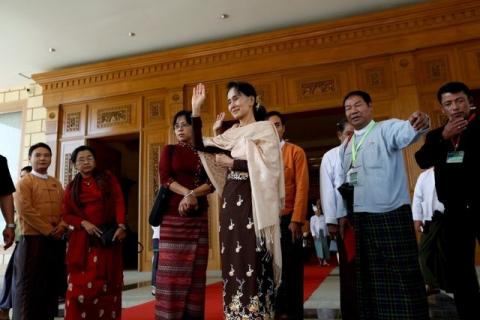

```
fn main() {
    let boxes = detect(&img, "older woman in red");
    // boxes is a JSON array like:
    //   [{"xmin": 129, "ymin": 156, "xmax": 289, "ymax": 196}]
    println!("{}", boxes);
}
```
[
  {"xmin": 155, "ymin": 110, "xmax": 213, "ymax": 320},
  {"xmin": 62, "ymin": 145, "xmax": 126, "ymax": 320}
]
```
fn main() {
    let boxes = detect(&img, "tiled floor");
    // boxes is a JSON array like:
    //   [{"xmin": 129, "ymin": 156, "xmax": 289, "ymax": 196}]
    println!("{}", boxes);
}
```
[
  {"xmin": 302, "ymin": 266, "xmax": 464, "ymax": 320},
  {"xmin": 119, "ymin": 266, "xmax": 468, "ymax": 319},
  {"xmin": 1, "ymin": 264, "xmax": 476, "ymax": 319}
]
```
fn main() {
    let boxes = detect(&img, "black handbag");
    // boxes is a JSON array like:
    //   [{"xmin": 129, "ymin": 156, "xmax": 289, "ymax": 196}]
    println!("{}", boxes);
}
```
[
  {"xmin": 148, "ymin": 186, "xmax": 169, "ymax": 226},
  {"xmin": 99, "ymin": 223, "xmax": 118, "ymax": 247},
  {"xmin": 338, "ymin": 182, "xmax": 354, "ymax": 214}
]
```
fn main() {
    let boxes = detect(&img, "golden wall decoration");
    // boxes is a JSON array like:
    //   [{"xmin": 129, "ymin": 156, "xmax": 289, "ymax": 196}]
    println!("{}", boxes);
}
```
[
  {"xmin": 97, "ymin": 105, "xmax": 132, "ymax": 128},
  {"xmin": 150, "ymin": 143, "xmax": 162, "ymax": 199},
  {"xmin": 366, "ymin": 68, "xmax": 385, "ymax": 89},
  {"xmin": 426, "ymin": 59, "xmax": 448, "ymax": 82},
  {"xmin": 299, "ymin": 78, "xmax": 337, "ymax": 100},
  {"xmin": 149, "ymin": 100, "xmax": 166, "ymax": 121}
]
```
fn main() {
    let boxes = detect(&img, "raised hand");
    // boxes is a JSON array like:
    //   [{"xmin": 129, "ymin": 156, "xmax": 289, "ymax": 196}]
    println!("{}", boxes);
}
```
[
  {"xmin": 442, "ymin": 116, "xmax": 468, "ymax": 140},
  {"xmin": 408, "ymin": 111, "xmax": 430, "ymax": 131},
  {"xmin": 191, "ymin": 83, "xmax": 206, "ymax": 117},
  {"xmin": 213, "ymin": 112, "xmax": 225, "ymax": 135}
]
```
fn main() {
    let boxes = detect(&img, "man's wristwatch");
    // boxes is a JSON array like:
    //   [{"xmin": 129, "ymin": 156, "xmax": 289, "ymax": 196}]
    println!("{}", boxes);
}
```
[{"xmin": 6, "ymin": 223, "xmax": 16, "ymax": 229}]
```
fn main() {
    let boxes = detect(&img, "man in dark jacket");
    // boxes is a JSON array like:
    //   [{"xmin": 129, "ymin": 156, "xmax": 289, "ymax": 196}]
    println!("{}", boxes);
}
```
[{"xmin": 415, "ymin": 81, "xmax": 480, "ymax": 319}]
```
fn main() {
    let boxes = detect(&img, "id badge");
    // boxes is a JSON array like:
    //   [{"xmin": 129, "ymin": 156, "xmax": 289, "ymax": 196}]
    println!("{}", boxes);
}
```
[
  {"xmin": 446, "ymin": 151, "xmax": 464, "ymax": 164},
  {"xmin": 347, "ymin": 168, "xmax": 358, "ymax": 185}
]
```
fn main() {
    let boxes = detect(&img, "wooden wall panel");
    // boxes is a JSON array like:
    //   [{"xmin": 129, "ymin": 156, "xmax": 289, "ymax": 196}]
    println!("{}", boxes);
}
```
[
  {"xmin": 87, "ymin": 96, "xmax": 141, "ymax": 137},
  {"xmin": 355, "ymin": 57, "xmax": 395, "ymax": 100},
  {"xmin": 414, "ymin": 50, "xmax": 457, "ymax": 94},
  {"xmin": 371, "ymin": 100, "xmax": 394, "ymax": 121},
  {"xmin": 143, "ymin": 90, "xmax": 168, "ymax": 127},
  {"xmin": 61, "ymin": 104, "xmax": 87, "ymax": 139},
  {"xmin": 393, "ymin": 54, "xmax": 416, "ymax": 87},
  {"xmin": 139, "ymin": 129, "xmax": 169, "ymax": 270},
  {"xmin": 457, "ymin": 42, "xmax": 480, "ymax": 87},
  {"xmin": 282, "ymin": 64, "xmax": 351, "ymax": 112}
]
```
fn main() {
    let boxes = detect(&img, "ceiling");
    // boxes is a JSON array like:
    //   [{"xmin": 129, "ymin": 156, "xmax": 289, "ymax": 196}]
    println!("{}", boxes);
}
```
[{"xmin": 0, "ymin": 0, "xmax": 428, "ymax": 90}]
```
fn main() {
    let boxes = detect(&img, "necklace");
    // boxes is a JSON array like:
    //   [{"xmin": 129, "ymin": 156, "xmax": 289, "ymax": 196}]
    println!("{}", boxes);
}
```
[{"xmin": 83, "ymin": 177, "xmax": 93, "ymax": 186}]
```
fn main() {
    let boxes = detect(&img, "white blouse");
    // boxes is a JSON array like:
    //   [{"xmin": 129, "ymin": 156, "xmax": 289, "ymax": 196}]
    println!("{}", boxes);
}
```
[{"xmin": 310, "ymin": 214, "xmax": 326, "ymax": 238}]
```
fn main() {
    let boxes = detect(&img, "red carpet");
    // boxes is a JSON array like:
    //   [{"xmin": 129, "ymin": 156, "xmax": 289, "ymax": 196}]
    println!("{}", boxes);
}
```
[{"xmin": 123, "ymin": 264, "xmax": 334, "ymax": 320}]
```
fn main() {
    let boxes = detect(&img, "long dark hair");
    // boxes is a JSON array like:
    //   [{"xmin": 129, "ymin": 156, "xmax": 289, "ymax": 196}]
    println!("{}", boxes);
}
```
[
  {"xmin": 227, "ymin": 81, "xmax": 267, "ymax": 121},
  {"xmin": 70, "ymin": 145, "xmax": 112, "ymax": 208}
]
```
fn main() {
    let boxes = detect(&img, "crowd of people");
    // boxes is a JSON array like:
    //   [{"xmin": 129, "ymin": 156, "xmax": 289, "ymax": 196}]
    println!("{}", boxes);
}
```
[{"xmin": 0, "ymin": 80, "xmax": 478, "ymax": 319}]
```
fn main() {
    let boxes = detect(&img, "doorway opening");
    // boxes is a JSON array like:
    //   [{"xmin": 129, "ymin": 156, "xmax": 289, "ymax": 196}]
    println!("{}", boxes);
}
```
[
  {"xmin": 87, "ymin": 133, "xmax": 140, "ymax": 270},
  {"xmin": 281, "ymin": 107, "xmax": 345, "ymax": 264},
  {"xmin": 281, "ymin": 107, "xmax": 345, "ymax": 201}
]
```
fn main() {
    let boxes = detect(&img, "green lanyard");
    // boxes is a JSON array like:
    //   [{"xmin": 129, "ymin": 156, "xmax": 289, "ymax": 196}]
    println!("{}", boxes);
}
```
[{"xmin": 351, "ymin": 120, "xmax": 376, "ymax": 165}]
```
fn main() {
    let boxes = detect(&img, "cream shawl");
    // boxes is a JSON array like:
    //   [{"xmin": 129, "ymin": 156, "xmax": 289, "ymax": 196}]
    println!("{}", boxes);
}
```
[{"xmin": 198, "ymin": 120, "xmax": 285, "ymax": 285}]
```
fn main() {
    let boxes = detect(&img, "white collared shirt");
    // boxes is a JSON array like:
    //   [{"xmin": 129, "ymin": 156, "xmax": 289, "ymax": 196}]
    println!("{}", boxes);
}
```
[
  {"xmin": 31, "ymin": 170, "xmax": 49, "ymax": 180},
  {"xmin": 412, "ymin": 168, "xmax": 444, "ymax": 222},
  {"xmin": 319, "ymin": 145, "xmax": 346, "ymax": 224}
]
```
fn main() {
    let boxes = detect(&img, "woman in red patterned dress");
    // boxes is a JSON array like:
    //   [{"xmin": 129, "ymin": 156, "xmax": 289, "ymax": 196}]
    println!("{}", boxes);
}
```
[
  {"xmin": 62, "ymin": 145, "xmax": 126, "ymax": 320},
  {"xmin": 155, "ymin": 110, "xmax": 213, "ymax": 320}
]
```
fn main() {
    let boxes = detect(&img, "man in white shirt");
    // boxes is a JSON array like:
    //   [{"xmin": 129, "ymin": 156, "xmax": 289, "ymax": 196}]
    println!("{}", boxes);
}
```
[
  {"xmin": 412, "ymin": 167, "xmax": 445, "ymax": 295},
  {"xmin": 319, "ymin": 118, "xmax": 355, "ymax": 319}
]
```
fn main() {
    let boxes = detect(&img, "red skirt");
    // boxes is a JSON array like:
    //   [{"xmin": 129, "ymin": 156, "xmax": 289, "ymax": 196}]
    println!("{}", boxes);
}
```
[
  {"xmin": 65, "ymin": 244, "xmax": 123, "ymax": 320},
  {"xmin": 155, "ymin": 209, "xmax": 209, "ymax": 320}
]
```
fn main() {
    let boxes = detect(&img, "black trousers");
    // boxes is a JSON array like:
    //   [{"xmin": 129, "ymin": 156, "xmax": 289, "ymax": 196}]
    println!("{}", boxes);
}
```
[
  {"xmin": 13, "ymin": 236, "xmax": 65, "ymax": 320},
  {"xmin": 337, "ymin": 224, "xmax": 358, "ymax": 320},
  {"xmin": 418, "ymin": 212, "xmax": 446, "ymax": 289},
  {"xmin": 275, "ymin": 214, "xmax": 304, "ymax": 319},
  {"xmin": 443, "ymin": 206, "xmax": 480, "ymax": 319}
]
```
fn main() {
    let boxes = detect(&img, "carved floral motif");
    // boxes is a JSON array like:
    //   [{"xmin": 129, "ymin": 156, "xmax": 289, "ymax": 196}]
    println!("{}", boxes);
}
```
[
  {"xmin": 63, "ymin": 153, "xmax": 78, "ymax": 187},
  {"xmin": 298, "ymin": 79, "xmax": 337, "ymax": 100},
  {"xmin": 366, "ymin": 68, "xmax": 385, "ymax": 89},
  {"xmin": 426, "ymin": 59, "xmax": 448, "ymax": 81},
  {"xmin": 149, "ymin": 100, "xmax": 165, "ymax": 121},
  {"xmin": 97, "ymin": 106, "xmax": 131, "ymax": 128},
  {"xmin": 65, "ymin": 112, "xmax": 81, "ymax": 132},
  {"xmin": 150, "ymin": 143, "xmax": 161, "ymax": 202}
]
